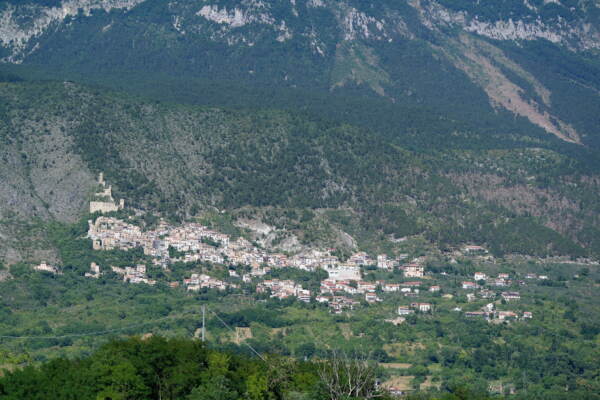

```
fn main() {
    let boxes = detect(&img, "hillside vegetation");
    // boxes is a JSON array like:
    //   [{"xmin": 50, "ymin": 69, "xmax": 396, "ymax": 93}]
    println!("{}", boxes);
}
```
[
  {"xmin": 1, "ymin": 2, "xmax": 599, "ymax": 399},
  {"xmin": 1, "ymin": 0, "xmax": 600, "ymax": 146},
  {"xmin": 1, "ymin": 79, "xmax": 600, "ymax": 263},
  {"xmin": 0, "ymin": 336, "xmax": 507, "ymax": 400}
]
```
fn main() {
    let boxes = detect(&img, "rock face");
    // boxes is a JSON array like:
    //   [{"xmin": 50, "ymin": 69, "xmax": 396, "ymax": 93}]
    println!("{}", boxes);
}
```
[
  {"xmin": 0, "ymin": 0, "xmax": 146, "ymax": 62},
  {"xmin": 2, "ymin": 0, "xmax": 596, "ymax": 59},
  {"xmin": 0, "ymin": 102, "xmax": 95, "ymax": 222},
  {"xmin": 410, "ymin": 0, "xmax": 600, "ymax": 51}
]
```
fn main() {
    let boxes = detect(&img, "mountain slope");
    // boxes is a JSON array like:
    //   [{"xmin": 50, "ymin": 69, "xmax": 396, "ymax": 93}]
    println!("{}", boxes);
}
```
[
  {"xmin": 1, "ymin": 80, "xmax": 599, "ymax": 265},
  {"xmin": 1, "ymin": 0, "xmax": 599, "ymax": 145}
]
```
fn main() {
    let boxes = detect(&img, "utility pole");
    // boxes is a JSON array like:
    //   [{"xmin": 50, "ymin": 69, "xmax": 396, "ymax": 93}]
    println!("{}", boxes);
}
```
[{"xmin": 201, "ymin": 304, "xmax": 206, "ymax": 342}]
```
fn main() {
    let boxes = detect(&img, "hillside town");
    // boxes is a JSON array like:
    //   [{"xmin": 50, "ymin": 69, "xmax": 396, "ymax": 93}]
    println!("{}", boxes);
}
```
[
  {"xmin": 18, "ymin": 176, "xmax": 597, "ymax": 400},
  {"xmin": 83, "ymin": 212, "xmax": 539, "ymax": 323},
  {"xmin": 36, "ymin": 172, "xmax": 548, "ymax": 324}
]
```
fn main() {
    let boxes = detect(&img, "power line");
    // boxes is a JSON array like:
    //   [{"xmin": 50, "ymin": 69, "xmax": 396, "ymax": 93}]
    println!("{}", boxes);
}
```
[
  {"xmin": 207, "ymin": 306, "xmax": 266, "ymax": 362},
  {"xmin": 0, "ymin": 304, "xmax": 267, "ymax": 364},
  {"xmin": 201, "ymin": 304, "xmax": 206, "ymax": 342},
  {"xmin": 207, "ymin": 305, "xmax": 377, "ymax": 365},
  {"xmin": 0, "ymin": 313, "xmax": 191, "ymax": 340},
  {"xmin": 0, "ymin": 301, "xmax": 370, "ymax": 363}
]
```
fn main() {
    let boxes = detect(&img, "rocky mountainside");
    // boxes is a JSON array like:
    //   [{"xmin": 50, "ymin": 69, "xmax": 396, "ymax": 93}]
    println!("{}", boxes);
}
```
[
  {"xmin": 1, "ymin": 79, "xmax": 600, "ymax": 265},
  {"xmin": 1, "ymin": 1, "xmax": 600, "ymax": 264},
  {"xmin": 1, "ymin": 0, "xmax": 599, "ymax": 146}
]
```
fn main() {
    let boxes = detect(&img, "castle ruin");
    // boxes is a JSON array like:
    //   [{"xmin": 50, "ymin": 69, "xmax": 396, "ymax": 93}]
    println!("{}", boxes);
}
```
[{"xmin": 90, "ymin": 172, "xmax": 125, "ymax": 214}]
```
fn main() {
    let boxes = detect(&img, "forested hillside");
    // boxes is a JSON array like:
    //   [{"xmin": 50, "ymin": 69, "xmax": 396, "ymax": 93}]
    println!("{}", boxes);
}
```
[
  {"xmin": 1, "ymin": 0, "xmax": 600, "ymax": 146},
  {"xmin": 1, "ymin": 79, "xmax": 600, "ymax": 264}
]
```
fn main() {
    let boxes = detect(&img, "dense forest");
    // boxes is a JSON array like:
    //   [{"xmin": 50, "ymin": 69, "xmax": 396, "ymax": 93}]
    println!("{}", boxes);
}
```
[
  {"xmin": 1, "ymin": 0, "xmax": 600, "ymax": 152},
  {"xmin": 1, "ymin": 332, "xmax": 599, "ymax": 399},
  {"xmin": 0, "ymin": 335, "xmax": 586, "ymax": 400}
]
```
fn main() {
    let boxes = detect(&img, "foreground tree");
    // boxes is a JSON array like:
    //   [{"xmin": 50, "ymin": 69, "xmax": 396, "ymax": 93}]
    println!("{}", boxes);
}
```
[{"xmin": 316, "ymin": 350, "xmax": 383, "ymax": 400}]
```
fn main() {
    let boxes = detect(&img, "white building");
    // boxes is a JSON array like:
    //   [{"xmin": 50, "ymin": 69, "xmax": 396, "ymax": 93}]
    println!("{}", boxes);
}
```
[
  {"xmin": 377, "ymin": 254, "xmax": 392, "ymax": 269},
  {"xmin": 403, "ymin": 264, "xmax": 424, "ymax": 278},
  {"xmin": 397, "ymin": 306, "xmax": 414, "ymax": 315},
  {"xmin": 501, "ymin": 292, "xmax": 521, "ymax": 301},
  {"xmin": 474, "ymin": 272, "xmax": 487, "ymax": 281},
  {"xmin": 462, "ymin": 281, "xmax": 478, "ymax": 290},
  {"xmin": 34, "ymin": 262, "xmax": 59, "ymax": 274},
  {"xmin": 324, "ymin": 265, "xmax": 361, "ymax": 281},
  {"xmin": 365, "ymin": 293, "xmax": 381, "ymax": 303},
  {"xmin": 410, "ymin": 303, "xmax": 432, "ymax": 313},
  {"xmin": 85, "ymin": 262, "xmax": 101, "ymax": 278}
]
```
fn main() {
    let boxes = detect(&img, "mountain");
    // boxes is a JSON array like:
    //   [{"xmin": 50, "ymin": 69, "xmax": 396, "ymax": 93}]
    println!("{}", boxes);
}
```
[
  {"xmin": 1, "ymin": 0, "xmax": 600, "ymax": 263},
  {"xmin": 2, "ymin": 4, "xmax": 600, "ymax": 396},
  {"xmin": 1, "ymin": 79, "xmax": 599, "ymax": 266},
  {"xmin": 1, "ymin": 0, "xmax": 600, "ymax": 147}
]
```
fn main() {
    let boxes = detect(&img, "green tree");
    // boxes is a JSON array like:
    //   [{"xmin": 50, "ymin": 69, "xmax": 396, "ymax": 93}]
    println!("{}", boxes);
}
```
[
  {"xmin": 92, "ymin": 358, "xmax": 149, "ymax": 400},
  {"xmin": 187, "ymin": 376, "xmax": 237, "ymax": 400},
  {"xmin": 245, "ymin": 372, "xmax": 269, "ymax": 400}
]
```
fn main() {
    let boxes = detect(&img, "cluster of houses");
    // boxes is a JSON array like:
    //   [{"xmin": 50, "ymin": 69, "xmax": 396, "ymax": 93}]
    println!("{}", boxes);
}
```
[
  {"xmin": 464, "ymin": 302, "xmax": 532, "ymax": 322},
  {"xmin": 319, "ymin": 279, "xmax": 429, "ymax": 301},
  {"xmin": 397, "ymin": 302, "xmax": 433, "ymax": 315},
  {"xmin": 463, "ymin": 272, "xmax": 519, "ymax": 289},
  {"xmin": 83, "ymin": 262, "xmax": 156, "ymax": 285},
  {"xmin": 525, "ymin": 273, "xmax": 549, "ymax": 280},
  {"xmin": 462, "ymin": 272, "xmax": 529, "ymax": 295},
  {"xmin": 87, "ymin": 217, "xmax": 416, "ymax": 275},
  {"xmin": 87, "ymin": 217, "xmax": 229, "ymax": 267},
  {"xmin": 466, "ymin": 310, "xmax": 533, "ymax": 321},
  {"xmin": 452, "ymin": 272, "xmax": 531, "ymax": 321},
  {"xmin": 82, "ymin": 213, "xmax": 543, "ymax": 321},
  {"xmin": 183, "ymin": 273, "xmax": 236, "ymax": 291},
  {"xmin": 32, "ymin": 258, "xmax": 154, "ymax": 288},
  {"xmin": 315, "ymin": 295, "xmax": 361, "ymax": 314},
  {"xmin": 256, "ymin": 279, "xmax": 311, "ymax": 302},
  {"xmin": 462, "ymin": 272, "xmax": 532, "ymax": 297},
  {"xmin": 112, "ymin": 264, "xmax": 156, "ymax": 285},
  {"xmin": 82, "ymin": 261, "xmax": 157, "ymax": 285},
  {"xmin": 85, "ymin": 216, "xmax": 430, "ymax": 307},
  {"xmin": 318, "ymin": 263, "xmax": 430, "ymax": 308}
]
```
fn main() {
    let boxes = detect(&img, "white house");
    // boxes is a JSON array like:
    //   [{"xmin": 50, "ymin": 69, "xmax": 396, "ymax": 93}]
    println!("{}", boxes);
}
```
[
  {"xmin": 397, "ymin": 306, "xmax": 414, "ymax": 315},
  {"xmin": 410, "ymin": 302, "xmax": 432, "ymax": 313},
  {"xmin": 474, "ymin": 272, "xmax": 487, "ymax": 281},
  {"xmin": 403, "ymin": 264, "xmax": 424, "ymax": 278}
]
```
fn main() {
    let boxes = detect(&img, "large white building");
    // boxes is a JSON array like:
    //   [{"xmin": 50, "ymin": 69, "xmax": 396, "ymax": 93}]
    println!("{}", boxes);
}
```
[{"xmin": 324, "ymin": 264, "xmax": 361, "ymax": 281}]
